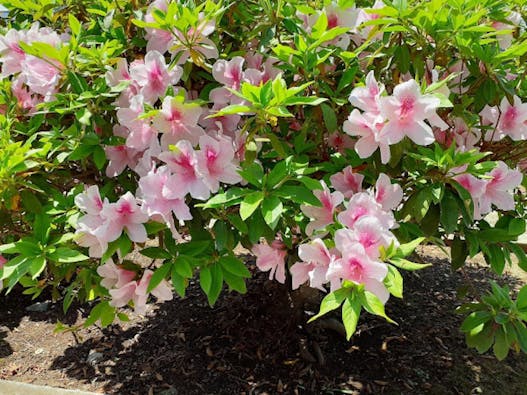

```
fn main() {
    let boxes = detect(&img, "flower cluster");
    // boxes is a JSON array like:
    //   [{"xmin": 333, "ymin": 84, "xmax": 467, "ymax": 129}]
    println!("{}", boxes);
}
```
[
  {"xmin": 97, "ymin": 260, "xmax": 172, "ymax": 314},
  {"xmin": 452, "ymin": 161, "xmax": 523, "ymax": 220},
  {"xmin": 0, "ymin": 23, "xmax": 67, "ymax": 112},
  {"xmin": 343, "ymin": 72, "xmax": 448, "ymax": 163},
  {"xmin": 253, "ymin": 171, "xmax": 402, "ymax": 304}
]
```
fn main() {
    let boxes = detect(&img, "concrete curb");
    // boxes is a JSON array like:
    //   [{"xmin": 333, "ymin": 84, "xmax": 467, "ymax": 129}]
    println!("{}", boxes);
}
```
[{"xmin": 0, "ymin": 380, "xmax": 101, "ymax": 395}]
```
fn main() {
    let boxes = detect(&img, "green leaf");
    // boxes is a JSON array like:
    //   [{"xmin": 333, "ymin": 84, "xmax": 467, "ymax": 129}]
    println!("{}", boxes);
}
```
[
  {"xmin": 308, "ymin": 287, "xmax": 351, "ymax": 323},
  {"xmin": 147, "ymin": 262, "xmax": 173, "ymax": 293},
  {"xmin": 281, "ymin": 96, "xmax": 327, "ymax": 106},
  {"xmin": 171, "ymin": 269, "xmax": 187, "ymax": 297},
  {"xmin": 261, "ymin": 195, "xmax": 283, "ymax": 229},
  {"xmin": 68, "ymin": 13, "xmax": 81, "ymax": 36},
  {"xmin": 140, "ymin": 247, "xmax": 172, "ymax": 260},
  {"xmin": 384, "ymin": 265, "xmax": 403, "ymax": 298},
  {"xmin": 84, "ymin": 301, "xmax": 111, "ymax": 327},
  {"xmin": 200, "ymin": 187, "xmax": 248, "ymax": 208},
  {"xmin": 240, "ymin": 191, "xmax": 264, "ymax": 220},
  {"xmin": 512, "ymin": 321, "xmax": 527, "ymax": 353},
  {"xmin": 342, "ymin": 295, "xmax": 361, "ymax": 340},
  {"xmin": 239, "ymin": 163, "xmax": 264, "ymax": 187},
  {"xmin": 487, "ymin": 244, "xmax": 505, "ymax": 275},
  {"xmin": 388, "ymin": 257, "xmax": 431, "ymax": 271},
  {"xmin": 358, "ymin": 290, "xmax": 395, "ymax": 323},
  {"xmin": 206, "ymin": 263, "xmax": 223, "ymax": 306},
  {"xmin": 493, "ymin": 327, "xmax": 509, "ymax": 360},
  {"xmin": 222, "ymin": 269, "xmax": 247, "ymax": 293},
  {"xmin": 174, "ymin": 256, "xmax": 194, "ymax": 278},
  {"xmin": 395, "ymin": 237, "xmax": 426, "ymax": 257},
  {"xmin": 440, "ymin": 190, "xmax": 459, "ymax": 233},
  {"xmin": 451, "ymin": 237, "xmax": 468, "ymax": 270},
  {"xmin": 48, "ymin": 247, "xmax": 88, "ymax": 263},
  {"xmin": 219, "ymin": 256, "xmax": 251, "ymax": 278},
  {"xmin": 29, "ymin": 256, "xmax": 46, "ymax": 280},
  {"xmin": 209, "ymin": 104, "xmax": 253, "ymax": 117},
  {"xmin": 274, "ymin": 185, "xmax": 320, "ymax": 206},
  {"xmin": 516, "ymin": 285, "xmax": 527, "ymax": 311},
  {"xmin": 508, "ymin": 218, "xmax": 525, "ymax": 237},
  {"xmin": 401, "ymin": 188, "xmax": 433, "ymax": 222},
  {"xmin": 200, "ymin": 266, "xmax": 212, "ymax": 294},
  {"xmin": 320, "ymin": 103, "xmax": 337, "ymax": 133},
  {"xmin": 461, "ymin": 311, "xmax": 492, "ymax": 332}
]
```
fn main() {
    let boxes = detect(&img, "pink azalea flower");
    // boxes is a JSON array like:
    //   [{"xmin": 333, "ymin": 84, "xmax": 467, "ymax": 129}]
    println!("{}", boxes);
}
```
[
  {"xmin": 479, "ymin": 161, "xmax": 522, "ymax": 214},
  {"xmin": 252, "ymin": 240, "xmax": 287, "ymax": 284},
  {"xmin": 129, "ymin": 50, "xmax": 182, "ymax": 104},
  {"xmin": 290, "ymin": 239, "xmax": 336, "ymax": 291},
  {"xmin": 169, "ymin": 16, "xmax": 218, "ymax": 64},
  {"xmin": 116, "ymin": 96, "xmax": 158, "ymax": 150},
  {"xmin": 75, "ymin": 185, "xmax": 106, "ymax": 216},
  {"xmin": 75, "ymin": 214, "xmax": 108, "ymax": 258},
  {"xmin": 99, "ymin": 192, "xmax": 149, "ymax": 243},
  {"xmin": 138, "ymin": 166, "xmax": 192, "ymax": 239},
  {"xmin": 335, "ymin": 219, "xmax": 396, "ymax": 260},
  {"xmin": 348, "ymin": 71, "xmax": 384, "ymax": 114},
  {"xmin": 374, "ymin": 173, "xmax": 403, "ymax": 211},
  {"xmin": 144, "ymin": 0, "xmax": 173, "ymax": 54},
  {"xmin": 109, "ymin": 281, "xmax": 138, "ymax": 310},
  {"xmin": 97, "ymin": 260, "xmax": 136, "ymax": 290},
  {"xmin": 0, "ymin": 29, "xmax": 27, "ymax": 76},
  {"xmin": 379, "ymin": 79, "xmax": 442, "ymax": 146},
  {"xmin": 104, "ymin": 144, "xmax": 141, "ymax": 177},
  {"xmin": 105, "ymin": 58, "xmax": 131, "ymax": 87},
  {"xmin": 327, "ymin": 241, "xmax": 389, "ymax": 303},
  {"xmin": 329, "ymin": 166, "xmax": 364, "ymax": 199},
  {"xmin": 196, "ymin": 134, "xmax": 242, "ymax": 193},
  {"xmin": 153, "ymin": 95, "xmax": 205, "ymax": 147},
  {"xmin": 327, "ymin": 131, "xmax": 355, "ymax": 154},
  {"xmin": 134, "ymin": 269, "xmax": 173, "ymax": 314},
  {"xmin": 343, "ymin": 109, "xmax": 391, "ymax": 164},
  {"xmin": 301, "ymin": 181, "xmax": 344, "ymax": 235},
  {"xmin": 451, "ymin": 118, "xmax": 481, "ymax": 152},
  {"xmin": 494, "ymin": 96, "xmax": 527, "ymax": 141},
  {"xmin": 452, "ymin": 169, "xmax": 487, "ymax": 219},
  {"xmin": 11, "ymin": 76, "xmax": 39, "ymax": 112},
  {"xmin": 21, "ymin": 56, "xmax": 62, "ymax": 99},
  {"xmin": 212, "ymin": 56, "xmax": 245, "ymax": 90},
  {"xmin": 337, "ymin": 192, "xmax": 395, "ymax": 229},
  {"xmin": 159, "ymin": 140, "xmax": 211, "ymax": 200}
]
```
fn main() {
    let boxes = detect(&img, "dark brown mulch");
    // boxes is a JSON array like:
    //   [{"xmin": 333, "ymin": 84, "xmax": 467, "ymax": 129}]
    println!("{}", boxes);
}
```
[{"xmin": 1, "ymin": 250, "xmax": 527, "ymax": 394}]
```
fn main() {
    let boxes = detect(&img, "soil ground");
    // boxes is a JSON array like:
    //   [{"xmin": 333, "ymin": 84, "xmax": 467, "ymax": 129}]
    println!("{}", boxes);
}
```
[{"xmin": 0, "ymin": 246, "xmax": 526, "ymax": 395}]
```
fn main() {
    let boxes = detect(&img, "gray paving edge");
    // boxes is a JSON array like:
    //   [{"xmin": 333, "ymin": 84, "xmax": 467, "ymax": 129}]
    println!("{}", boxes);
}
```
[{"xmin": 0, "ymin": 380, "xmax": 102, "ymax": 395}]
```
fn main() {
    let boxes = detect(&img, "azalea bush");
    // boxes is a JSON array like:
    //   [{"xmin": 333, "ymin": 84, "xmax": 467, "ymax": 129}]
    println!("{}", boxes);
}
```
[{"xmin": 1, "ymin": 0, "xmax": 527, "ymax": 361}]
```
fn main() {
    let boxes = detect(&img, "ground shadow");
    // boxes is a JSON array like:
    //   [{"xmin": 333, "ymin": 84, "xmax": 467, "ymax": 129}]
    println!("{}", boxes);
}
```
[{"xmin": 46, "ymin": 253, "xmax": 527, "ymax": 395}]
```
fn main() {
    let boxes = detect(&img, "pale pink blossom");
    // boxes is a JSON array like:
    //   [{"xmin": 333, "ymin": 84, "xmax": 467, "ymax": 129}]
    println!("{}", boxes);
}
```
[
  {"xmin": 159, "ymin": 140, "xmax": 211, "ymax": 200},
  {"xmin": 99, "ymin": 192, "xmax": 149, "ymax": 243},
  {"xmin": 105, "ymin": 58, "xmax": 131, "ymax": 87},
  {"xmin": 169, "ymin": 15, "xmax": 218, "ymax": 64},
  {"xmin": 109, "ymin": 281, "xmax": 137, "ymax": 309},
  {"xmin": 134, "ymin": 269, "xmax": 173, "ymax": 314},
  {"xmin": 153, "ymin": 95, "xmax": 204, "ymax": 147},
  {"xmin": 138, "ymin": 166, "xmax": 192, "ymax": 238},
  {"xmin": 104, "ymin": 145, "xmax": 141, "ymax": 177},
  {"xmin": 374, "ymin": 173, "xmax": 403, "ymax": 211},
  {"xmin": 479, "ymin": 161, "xmax": 522, "ymax": 214},
  {"xmin": 348, "ymin": 71, "xmax": 384, "ymax": 114},
  {"xmin": 452, "ymin": 169, "xmax": 487, "ymax": 219},
  {"xmin": 451, "ymin": 118, "xmax": 481, "ymax": 151},
  {"xmin": 327, "ymin": 241, "xmax": 389, "ymax": 303},
  {"xmin": 290, "ymin": 239, "xmax": 336, "ymax": 291},
  {"xmin": 21, "ymin": 56, "xmax": 62, "ymax": 99},
  {"xmin": 129, "ymin": 51, "xmax": 182, "ymax": 104},
  {"xmin": 0, "ymin": 255, "xmax": 7, "ymax": 268},
  {"xmin": 212, "ymin": 56, "xmax": 245, "ymax": 90},
  {"xmin": 329, "ymin": 166, "xmax": 364, "ymax": 198},
  {"xmin": 75, "ymin": 185, "xmax": 106, "ymax": 216},
  {"xmin": 301, "ymin": 181, "xmax": 344, "ymax": 235},
  {"xmin": 0, "ymin": 29, "xmax": 26, "ymax": 76},
  {"xmin": 196, "ymin": 134, "xmax": 242, "ymax": 193},
  {"xmin": 335, "ymin": 219, "xmax": 396, "ymax": 260},
  {"xmin": 116, "ymin": 95, "xmax": 158, "ymax": 150},
  {"xmin": 495, "ymin": 96, "xmax": 527, "ymax": 141},
  {"xmin": 343, "ymin": 110, "xmax": 391, "ymax": 163},
  {"xmin": 144, "ymin": 0, "xmax": 173, "ymax": 54},
  {"xmin": 74, "ymin": 214, "xmax": 108, "ymax": 258},
  {"xmin": 11, "ymin": 76, "xmax": 39, "ymax": 112},
  {"xmin": 379, "ymin": 79, "xmax": 442, "ymax": 146},
  {"xmin": 337, "ymin": 192, "xmax": 395, "ymax": 229},
  {"xmin": 327, "ymin": 131, "xmax": 355, "ymax": 154},
  {"xmin": 97, "ymin": 260, "xmax": 136, "ymax": 290},
  {"xmin": 252, "ymin": 240, "xmax": 287, "ymax": 284}
]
